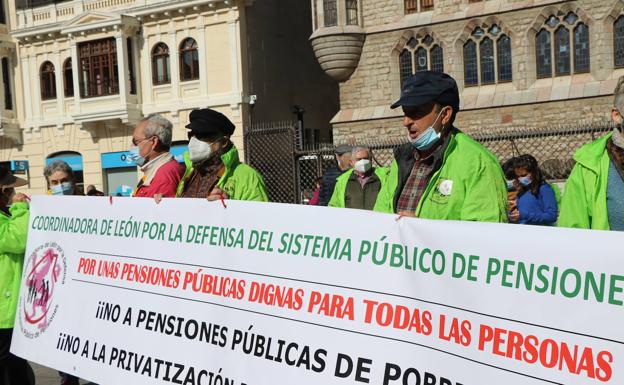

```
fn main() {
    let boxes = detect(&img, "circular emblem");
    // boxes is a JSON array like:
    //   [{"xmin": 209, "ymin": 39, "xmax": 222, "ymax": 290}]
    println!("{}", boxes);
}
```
[{"xmin": 19, "ymin": 242, "xmax": 67, "ymax": 339}]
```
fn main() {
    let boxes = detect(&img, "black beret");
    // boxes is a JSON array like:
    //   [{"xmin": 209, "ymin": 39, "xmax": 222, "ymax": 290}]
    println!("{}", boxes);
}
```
[
  {"xmin": 391, "ymin": 71, "xmax": 460, "ymax": 113},
  {"xmin": 185, "ymin": 108, "xmax": 235, "ymax": 137},
  {"xmin": 334, "ymin": 144, "xmax": 352, "ymax": 155}
]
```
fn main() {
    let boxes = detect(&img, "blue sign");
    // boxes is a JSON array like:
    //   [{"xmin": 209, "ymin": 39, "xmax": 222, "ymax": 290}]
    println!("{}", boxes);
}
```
[
  {"xmin": 171, "ymin": 145, "xmax": 187, "ymax": 163},
  {"xmin": 46, "ymin": 155, "xmax": 83, "ymax": 171},
  {"xmin": 101, "ymin": 151, "xmax": 136, "ymax": 169},
  {"xmin": 11, "ymin": 160, "xmax": 29, "ymax": 172}
]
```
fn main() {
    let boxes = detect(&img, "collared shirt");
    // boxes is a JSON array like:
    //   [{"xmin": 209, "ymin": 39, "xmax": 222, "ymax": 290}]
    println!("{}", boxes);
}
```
[
  {"xmin": 357, "ymin": 173, "xmax": 372, "ymax": 188},
  {"xmin": 396, "ymin": 151, "xmax": 435, "ymax": 213},
  {"xmin": 140, "ymin": 153, "xmax": 173, "ymax": 186},
  {"xmin": 133, "ymin": 152, "xmax": 184, "ymax": 198}
]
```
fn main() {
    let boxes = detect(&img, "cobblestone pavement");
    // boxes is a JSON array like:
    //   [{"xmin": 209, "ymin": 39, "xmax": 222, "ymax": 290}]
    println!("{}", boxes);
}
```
[{"xmin": 31, "ymin": 363, "xmax": 95, "ymax": 385}]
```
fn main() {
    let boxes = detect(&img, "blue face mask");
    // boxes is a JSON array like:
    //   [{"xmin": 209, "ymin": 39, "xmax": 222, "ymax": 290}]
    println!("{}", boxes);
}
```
[
  {"xmin": 51, "ymin": 182, "xmax": 73, "ymax": 196},
  {"xmin": 518, "ymin": 176, "xmax": 532, "ymax": 187},
  {"xmin": 409, "ymin": 108, "xmax": 445, "ymax": 151},
  {"xmin": 128, "ymin": 146, "xmax": 146, "ymax": 167},
  {"xmin": 506, "ymin": 180, "xmax": 515, "ymax": 191}
]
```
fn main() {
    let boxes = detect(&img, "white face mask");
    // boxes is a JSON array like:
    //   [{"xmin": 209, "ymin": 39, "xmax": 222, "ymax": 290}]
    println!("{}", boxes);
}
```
[
  {"xmin": 353, "ymin": 159, "xmax": 372, "ymax": 174},
  {"xmin": 188, "ymin": 137, "xmax": 214, "ymax": 163}
]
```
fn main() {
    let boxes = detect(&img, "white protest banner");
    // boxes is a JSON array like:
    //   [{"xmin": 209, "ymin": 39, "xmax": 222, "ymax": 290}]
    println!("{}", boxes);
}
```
[{"xmin": 10, "ymin": 195, "xmax": 624, "ymax": 385}]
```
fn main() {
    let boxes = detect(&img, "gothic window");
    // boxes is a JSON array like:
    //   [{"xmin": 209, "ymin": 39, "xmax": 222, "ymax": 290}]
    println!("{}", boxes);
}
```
[
  {"xmin": 615, "ymin": 16, "xmax": 624, "ymax": 68},
  {"xmin": 398, "ymin": 35, "xmax": 444, "ymax": 86},
  {"xmin": 535, "ymin": 12, "xmax": 589, "ymax": 78},
  {"xmin": 346, "ymin": 0, "xmax": 358, "ymax": 25},
  {"xmin": 463, "ymin": 24, "xmax": 512, "ymax": 86},
  {"xmin": 323, "ymin": 0, "xmax": 337, "ymax": 26},
  {"xmin": 40, "ymin": 61, "xmax": 56, "ymax": 100}
]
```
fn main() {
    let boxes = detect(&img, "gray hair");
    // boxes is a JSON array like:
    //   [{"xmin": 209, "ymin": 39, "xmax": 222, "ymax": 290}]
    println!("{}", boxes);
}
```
[
  {"xmin": 615, "ymin": 76, "xmax": 624, "ymax": 111},
  {"xmin": 351, "ymin": 146, "xmax": 371, "ymax": 161},
  {"xmin": 44, "ymin": 160, "xmax": 74, "ymax": 180},
  {"xmin": 141, "ymin": 114, "xmax": 173, "ymax": 149}
]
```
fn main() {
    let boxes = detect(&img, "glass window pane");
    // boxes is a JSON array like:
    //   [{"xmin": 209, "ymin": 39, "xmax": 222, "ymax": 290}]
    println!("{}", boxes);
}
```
[
  {"xmin": 489, "ymin": 24, "xmax": 500, "ymax": 37},
  {"xmin": 416, "ymin": 47, "xmax": 428, "ymax": 72},
  {"xmin": 546, "ymin": 15, "xmax": 559, "ymax": 28},
  {"xmin": 346, "ymin": 0, "xmax": 358, "ymax": 25},
  {"xmin": 564, "ymin": 12, "xmax": 578, "ymax": 26},
  {"xmin": 480, "ymin": 37, "xmax": 495, "ymax": 84},
  {"xmin": 463, "ymin": 40, "xmax": 478, "ymax": 86},
  {"xmin": 536, "ymin": 29, "xmax": 552, "ymax": 78},
  {"xmin": 555, "ymin": 26, "xmax": 570, "ymax": 76},
  {"xmin": 423, "ymin": 35, "xmax": 433, "ymax": 46},
  {"xmin": 573, "ymin": 23, "xmax": 589, "ymax": 73},
  {"xmin": 399, "ymin": 49, "xmax": 413, "ymax": 85},
  {"xmin": 497, "ymin": 35, "xmax": 512, "ymax": 82},
  {"xmin": 615, "ymin": 16, "xmax": 624, "ymax": 67},
  {"xmin": 472, "ymin": 27, "xmax": 485, "ymax": 38},
  {"xmin": 430, "ymin": 45, "xmax": 444, "ymax": 73},
  {"xmin": 404, "ymin": 0, "xmax": 417, "ymax": 14},
  {"xmin": 407, "ymin": 37, "xmax": 418, "ymax": 49},
  {"xmin": 323, "ymin": 0, "xmax": 337, "ymax": 27}
]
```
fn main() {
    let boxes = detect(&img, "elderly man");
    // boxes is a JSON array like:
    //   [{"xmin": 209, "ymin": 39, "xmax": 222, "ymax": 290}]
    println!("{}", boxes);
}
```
[
  {"xmin": 177, "ymin": 108, "xmax": 268, "ymax": 201},
  {"xmin": 130, "ymin": 114, "xmax": 184, "ymax": 198},
  {"xmin": 318, "ymin": 144, "xmax": 352, "ymax": 206},
  {"xmin": 559, "ymin": 76, "xmax": 624, "ymax": 230},
  {"xmin": 0, "ymin": 167, "xmax": 31, "ymax": 385},
  {"xmin": 328, "ymin": 146, "xmax": 387, "ymax": 210},
  {"xmin": 374, "ymin": 71, "xmax": 507, "ymax": 222}
]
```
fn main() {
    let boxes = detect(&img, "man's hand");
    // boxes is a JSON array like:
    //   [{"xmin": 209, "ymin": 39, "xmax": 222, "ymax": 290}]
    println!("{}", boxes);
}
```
[
  {"xmin": 207, "ymin": 187, "xmax": 229, "ymax": 202},
  {"xmin": 12, "ymin": 193, "xmax": 29, "ymax": 204},
  {"xmin": 154, "ymin": 194, "xmax": 163, "ymax": 204},
  {"xmin": 509, "ymin": 209, "xmax": 520, "ymax": 223},
  {"xmin": 397, "ymin": 210, "xmax": 417, "ymax": 219}
]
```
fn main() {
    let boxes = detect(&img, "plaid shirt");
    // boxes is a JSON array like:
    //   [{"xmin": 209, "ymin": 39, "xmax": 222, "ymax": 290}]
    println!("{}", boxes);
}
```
[{"xmin": 396, "ymin": 152, "xmax": 435, "ymax": 213}]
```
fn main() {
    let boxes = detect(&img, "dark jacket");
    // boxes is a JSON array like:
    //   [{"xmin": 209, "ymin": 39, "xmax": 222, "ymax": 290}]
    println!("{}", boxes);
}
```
[{"xmin": 318, "ymin": 165, "xmax": 343, "ymax": 206}]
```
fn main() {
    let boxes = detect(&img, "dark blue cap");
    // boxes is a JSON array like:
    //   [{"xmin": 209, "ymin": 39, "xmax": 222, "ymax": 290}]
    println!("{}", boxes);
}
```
[{"xmin": 391, "ymin": 71, "xmax": 460, "ymax": 112}]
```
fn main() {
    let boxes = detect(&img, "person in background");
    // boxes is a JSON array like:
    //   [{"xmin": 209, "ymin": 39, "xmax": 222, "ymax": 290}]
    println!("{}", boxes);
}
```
[
  {"xmin": 85, "ymin": 185, "xmax": 105, "ymax": 197},
  {"xmin": 509, "ymin": 154, "xmax": 558, "ymax": 225},
  {"xmin": 0, "ymin": 167, "xmax": 31, "ymax": 385},
  {"xmin": 130, "ymin": 114, "xmax": 184, "ymax": 198},
  {"xmin": 329, "ymin": 146, "xmax": 388, "ymax": 210},
  {"xmin": 308, "ymin": 177, "xmax": 323, "ymax": 206},
  {"xmin": 44, "ymin": 160, "xmax": 78, "ymax": 196},
  {"xmin": 559, "ymin": 76, "xmax": 624, "ymax": 230},
  {"xmin": 177, "ymin": 108, "xmax": 268, "ymax": 201},
  {"xmin": 317, "ymin": 144, "xmax": 352, "ymax": 206},
  {"xmin": 374, "ymin": 71, "xmax": 507, "ymax": 222},
  {"xmin": 502, "ymin": 158, "xmax": 519, "ymax": 222}
]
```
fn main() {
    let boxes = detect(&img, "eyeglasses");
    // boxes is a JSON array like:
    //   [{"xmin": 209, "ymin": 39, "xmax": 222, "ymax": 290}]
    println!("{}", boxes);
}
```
[{"xmin": 131, "ymin": 136, "xmax": 155, "ymax": 146}]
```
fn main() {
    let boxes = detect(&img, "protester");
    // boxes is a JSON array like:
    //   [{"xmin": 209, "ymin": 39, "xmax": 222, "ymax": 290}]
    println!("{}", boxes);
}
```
[
  {"xmin": 328, "ymin": 146, "xmax": 387, "ymax": 210},
  {"xmin": 130, "ymin": 114, "xmax": 184, "ymax": 198},
  {"xmin": 177, "ymin": 108, "xmax": 268, "ymax": 201},
  {"xmin": 44, "ymin": 160, "xmax": 77, "ymax": 196},
  {"xmin": 374, "ymin": 71, "xmax": 507, "ymax": 221},
  {"xmin": 308, "ymin": 177, "xmax": 323, "ymax": 205},
  {"xmin": 317, "ymin": 144, "xmax": 352, "ymax": 206},
  {"xmin": 85, "ymin": 185, "xmax": 104, "ymax": 197},
  {"xmin": 0, "ymin": 167, "xmax": 32, "ymax": 385},
  {"xmin": 509, "ymin": 154, "xmax": 558, "ymax": 225},
  {"xmin": 559, "ymin": 76, "xmax": 624, "ymax": 230},
  {"xmin": 502, "ymin": 158, "xmax": 519, "ymax": 222}
]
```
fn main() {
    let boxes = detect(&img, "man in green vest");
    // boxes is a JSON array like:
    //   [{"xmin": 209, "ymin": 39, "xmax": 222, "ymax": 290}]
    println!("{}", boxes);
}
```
[
  {"xmin": 328, "ymin": 146, "xmax": 388, "ymax": 210},
  {"xmin": 177, "ymin": 108, "xmax": 268, "ymax": 202},
  {"xmin": 559, "ymin": 76, "xmax": 624, "ymax": 230},
  {"xmin": 374, "ymin": 71, "xmax": 507, "ymax": 222}
]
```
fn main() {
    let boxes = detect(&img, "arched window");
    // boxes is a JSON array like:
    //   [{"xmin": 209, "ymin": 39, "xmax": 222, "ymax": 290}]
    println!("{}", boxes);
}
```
[
  {"xmin": 462, "ymin": 25, "xmax": 511, "ymax": 86},
  {"xmin": 535, "ymin": 12, "xmax": 589, "ymax": 78},
  {"xmin": 399, "ymin": 49, "xmax": 412, "ymax": 85},
  {"xmin": 398, "ymin": 34, "xmax": 444, "ymax": 86},
  {"xmin": 179, "ymin": 38, "xmax": 199, "ymax": 81},
  {"xmin": 346, "ymin": 0, "xmax": 358, "ymax": 25},
  {"xmin": 40, "ymin": 61, "xmax": 56, "ymax": 100},
  {"xmin": 63, "ymin": 58, "xmax": 73, "ymax": 97},
  {"xmin": 614, "ymin": 16, "xmax": 624, "ymax": 68},
  {"xmin": 323, "ymin": 0, "xmax": 337, "ymax": 27},
  {"xmin": 152, "ymin": 43, "xmax": 170, "ymax": 85}
]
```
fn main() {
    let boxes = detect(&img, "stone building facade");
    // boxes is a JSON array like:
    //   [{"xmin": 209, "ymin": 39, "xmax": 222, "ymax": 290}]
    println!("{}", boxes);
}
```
[
  {"xmin": 309, "ymin": 0, "xmax": 623, "ymax": 144},
  {"xmin": 0, "ymin": 0, "xmax": 337, "ymax": 195}
]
